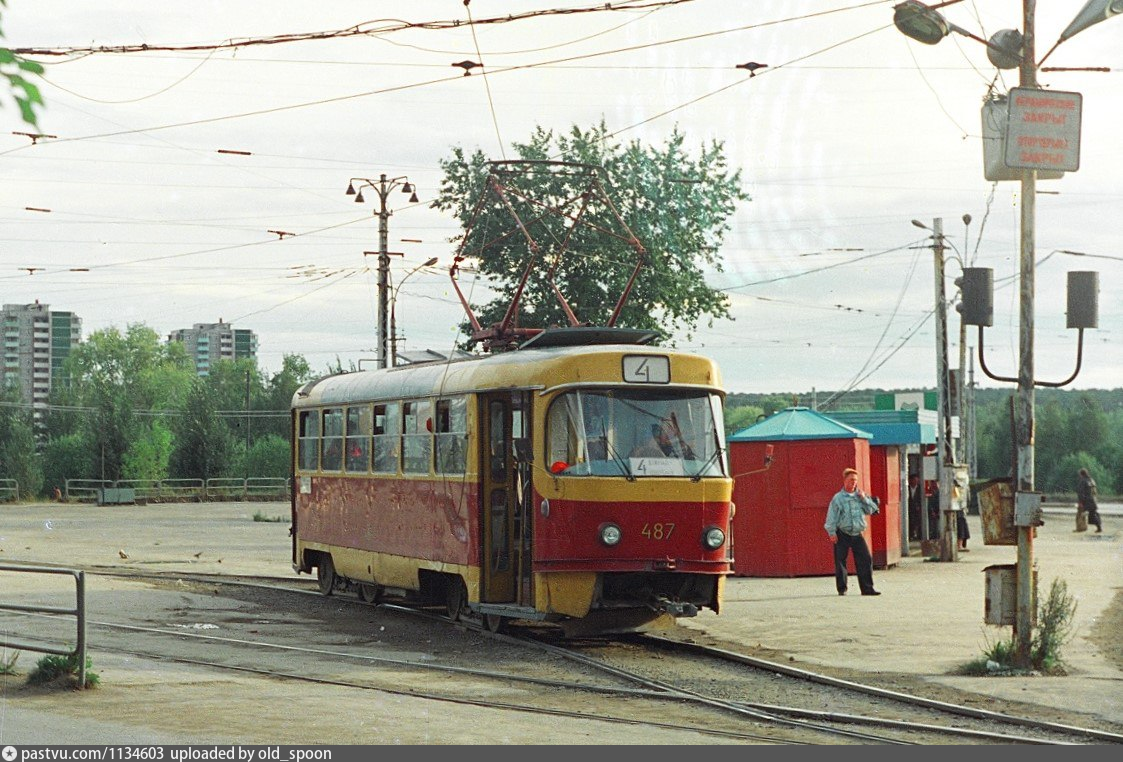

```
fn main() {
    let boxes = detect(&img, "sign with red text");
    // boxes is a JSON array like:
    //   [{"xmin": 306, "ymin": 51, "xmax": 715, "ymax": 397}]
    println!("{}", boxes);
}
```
[{"xmin": 1004, "ymin": 88, "xmax": 1082, "ymax": 173}]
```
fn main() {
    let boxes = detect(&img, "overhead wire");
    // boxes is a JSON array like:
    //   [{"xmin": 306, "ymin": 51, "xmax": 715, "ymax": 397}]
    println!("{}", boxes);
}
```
[
  {"xmin": 11, "ymin": 1, "xmax": 697, "ymax": 57},
  {"xmin": 718, "ymin": 242, "xmax": 918, "ymax": 291},
  {"xmin": 818, "ymin": 236, "xmax": 926, "ymax": 409},
  {"xmin": 2, "ymin": 0, "xmax": 895, "ymax": 152},
  {"xmin": 463, "ymin": 0, "xmax": 507, "ymax": 161},
  {"xmin": 38, "ymin": 48, "xmax": 218, "ymax": 104}
]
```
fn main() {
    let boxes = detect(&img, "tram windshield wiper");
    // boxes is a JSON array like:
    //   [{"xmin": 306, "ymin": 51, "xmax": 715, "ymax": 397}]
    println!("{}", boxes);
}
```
[
  {"xmin": 690, "ymin": 447, "xmax": 723, "ymax": 482},
  {"xmin": 598, "ymin": 423, "xmax": 635, "ymax": 481}
]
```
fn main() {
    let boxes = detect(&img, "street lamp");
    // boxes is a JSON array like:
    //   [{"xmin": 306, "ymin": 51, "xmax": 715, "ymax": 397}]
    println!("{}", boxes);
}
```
[
  {"xmin": 894, "ymin": 0, "xmax": 1116, "ymax": 668},
  {"xmin": 347, "ymin": 175, "xmax": 421, "ymax": 369},
  {"xmin": 390, "ymin": 257, "xmax": 439, "ymax": 366}
]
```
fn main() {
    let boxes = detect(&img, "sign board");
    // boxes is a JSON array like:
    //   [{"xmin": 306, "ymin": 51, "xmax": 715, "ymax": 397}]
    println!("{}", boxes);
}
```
[
  {"xmin": 1004, "ymin": 87, "xmax": 1082, "ymax": 173},
  {"xmin": 622, "ymin": 355, "xmax": 669, "ymax": 384}
]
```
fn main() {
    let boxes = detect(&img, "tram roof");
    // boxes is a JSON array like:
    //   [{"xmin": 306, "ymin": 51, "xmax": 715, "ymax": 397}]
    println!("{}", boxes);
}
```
[{"xmin": 292, "ymin": 341, "xmax": 722, "ymax": 408}]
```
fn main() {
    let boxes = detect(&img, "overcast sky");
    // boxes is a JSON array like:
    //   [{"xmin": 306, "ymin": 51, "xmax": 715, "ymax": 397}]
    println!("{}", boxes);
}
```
[{"xmin": 2, "ymin": 0, "xmax": 1119, "ymax": 396}]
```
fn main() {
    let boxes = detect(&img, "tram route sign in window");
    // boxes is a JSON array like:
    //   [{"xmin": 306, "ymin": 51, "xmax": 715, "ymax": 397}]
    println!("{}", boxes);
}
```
[
  {"xmin": 1004, "ymin": 87, "xmax": 1082, "ymax": 173},
  {"xmin": 622, "ymin": 355, "xmax": 670, "ymax": 384}
]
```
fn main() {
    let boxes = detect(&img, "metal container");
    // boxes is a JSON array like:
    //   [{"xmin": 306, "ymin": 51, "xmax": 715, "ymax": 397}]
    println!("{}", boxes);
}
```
[
  {"xmin": 984, "ymin": 563, "xmax": 1037, "ymax": 627},
  {"xmin": 978, "ymin": 479, "xmax": 1017, "ymax": 545}
]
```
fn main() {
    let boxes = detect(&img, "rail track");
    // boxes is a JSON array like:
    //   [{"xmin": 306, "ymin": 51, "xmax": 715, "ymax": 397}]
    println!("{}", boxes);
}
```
[{"xmin": 4, "ymin": 565, "xmax": 1122, "ymax": 744}]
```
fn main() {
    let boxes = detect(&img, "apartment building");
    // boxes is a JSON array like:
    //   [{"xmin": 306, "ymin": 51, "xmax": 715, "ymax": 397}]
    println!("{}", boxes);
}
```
[
  {"xmin": 167, "ymin": 319, "xmax": 258, "ymax": 376},
  {"xmin": 1, "ymin": 301, "xmax": 82, "ymax": 418}
]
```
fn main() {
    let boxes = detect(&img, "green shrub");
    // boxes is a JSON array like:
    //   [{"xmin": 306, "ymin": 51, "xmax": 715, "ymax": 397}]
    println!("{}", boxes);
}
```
[
  {"xmin": 958, "ymin": 578, "xmax": 1077, "ymax": 676},
  {"xmin": 27, "ymin": 652, "xmax": 99, "ymax": 689},
  {"xmin": 1032, "ymin": 578, "xmax": 1077, "ymax": 673}
]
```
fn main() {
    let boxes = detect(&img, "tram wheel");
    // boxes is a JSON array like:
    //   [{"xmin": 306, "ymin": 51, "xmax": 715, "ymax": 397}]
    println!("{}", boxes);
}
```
[
  {"xmin": 484, "ymin": 613, "xmax": 505, "ymax": 633},
  {"xmin": 446, "ymin": 577, "xmax": 467, "ymax": 621},
  {"xmin": 358, "ymin": 583, "xmax": 381, "ymax": 604},
  {"xmin": 316, "ymin": 555, "xmax": 336, "ymax": 596}
]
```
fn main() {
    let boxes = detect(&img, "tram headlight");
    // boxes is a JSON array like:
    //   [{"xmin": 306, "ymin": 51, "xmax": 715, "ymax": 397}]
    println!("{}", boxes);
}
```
[
  {"xmin": 702, "ymin": 526, "xmax": 726, "ymax": 550},
  {"xmin": 599, "ymin": 523, "xmax": 622, "ymax": 547}
]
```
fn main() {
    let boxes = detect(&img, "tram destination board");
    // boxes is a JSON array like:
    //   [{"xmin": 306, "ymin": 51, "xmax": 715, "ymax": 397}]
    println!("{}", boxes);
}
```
[{"xmin": 1004, "ymin": 87, "xmax": 1082, "ymax": 173}]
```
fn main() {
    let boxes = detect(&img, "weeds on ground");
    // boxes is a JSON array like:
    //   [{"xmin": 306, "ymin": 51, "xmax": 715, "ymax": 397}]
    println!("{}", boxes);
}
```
[
  {"xmin": 0, "ymin": 650, "xmax": 19, "ymax": 675},
  {"xmin": 957, "ymin": 578, "xmax": 1078, "ymax": 676},
  {"xmin": 27, "ymin": 652, "xmax": 99, "ymax": 689},
  {"xmin": 252, "ymin": 510, "xmax": 286, "ymax": 523}
]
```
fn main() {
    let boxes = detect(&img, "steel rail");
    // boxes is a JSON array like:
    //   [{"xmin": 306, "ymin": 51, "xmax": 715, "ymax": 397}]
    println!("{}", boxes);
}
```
[
  {"xmin": 497, "ymin": 630, "xmax": 914, "ymax": 745},
  {"xmin": 5, "ymin": 626, "xmax": 785, "ymax": 744},
  {"xmin": 642, "ymin": 634, "xmax": 1123, "ymax": 745},
  {"xmin": 14, "ymin": 565, "xmax": 1120, "ymax": 743}
]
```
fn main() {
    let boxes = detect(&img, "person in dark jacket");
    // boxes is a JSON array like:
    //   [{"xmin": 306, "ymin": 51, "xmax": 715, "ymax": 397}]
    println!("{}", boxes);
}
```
[{"xmin": 1077, "ymin": 467, "xmax": 1103, "ymax": 533}]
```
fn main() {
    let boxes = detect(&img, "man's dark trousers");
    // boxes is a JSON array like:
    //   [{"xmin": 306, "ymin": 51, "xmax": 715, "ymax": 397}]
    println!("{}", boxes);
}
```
[{"xmin": 833, "ymin": 531, "xmax": 875, "ymax": 594}]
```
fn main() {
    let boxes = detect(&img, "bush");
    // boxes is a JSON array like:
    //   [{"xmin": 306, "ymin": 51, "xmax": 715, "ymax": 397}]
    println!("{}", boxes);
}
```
[
  {"xmin": 958, "ymin": 577, "xmax": 1077, "ymax": 676},
  {"xmin": 27, "ymin": 652, "xmax": 99, "ymax": 689}
]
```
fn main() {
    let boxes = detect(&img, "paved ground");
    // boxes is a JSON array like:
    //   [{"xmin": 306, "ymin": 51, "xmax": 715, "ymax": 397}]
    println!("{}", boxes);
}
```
[
  {"xmin": 0, "ymin": 499, "xmax": 1119, "ymax": 743},
  {"xmin": 682, "ymin": 505, "xmax": 1123, "ymax": 728}
]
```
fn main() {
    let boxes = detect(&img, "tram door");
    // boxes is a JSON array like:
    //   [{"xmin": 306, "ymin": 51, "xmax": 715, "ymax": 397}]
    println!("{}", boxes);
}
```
[{"xmin": 480, "ymin": 392, "xmax": 530, "ymax": 604}]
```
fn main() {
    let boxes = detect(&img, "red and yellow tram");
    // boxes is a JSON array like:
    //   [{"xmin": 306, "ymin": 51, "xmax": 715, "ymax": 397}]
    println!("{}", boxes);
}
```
[{"xmin": 291, "ymin": 327, "xmax": 732, "ymax": 634}]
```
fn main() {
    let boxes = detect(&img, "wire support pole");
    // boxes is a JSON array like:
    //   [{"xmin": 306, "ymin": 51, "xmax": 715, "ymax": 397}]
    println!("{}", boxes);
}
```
[
  {"xmin": 931, "ymin": 218, "xmax": 958, "ymax": 563},
  {"xmin": 1014, "ymin": 0, "xmax": 1037, "ymax": 669}
]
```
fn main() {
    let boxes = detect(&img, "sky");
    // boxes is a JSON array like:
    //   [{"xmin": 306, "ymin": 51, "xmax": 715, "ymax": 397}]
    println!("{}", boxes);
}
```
[{"xmin": 2, "ymin": 0, "xmax": 1120, "ymax": 398}]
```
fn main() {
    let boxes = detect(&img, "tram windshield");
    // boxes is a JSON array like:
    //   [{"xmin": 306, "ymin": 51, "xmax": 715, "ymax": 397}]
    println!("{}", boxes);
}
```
[{"xmin": 546, "ymin": 389, "xmax": 726, "ymax": 478}]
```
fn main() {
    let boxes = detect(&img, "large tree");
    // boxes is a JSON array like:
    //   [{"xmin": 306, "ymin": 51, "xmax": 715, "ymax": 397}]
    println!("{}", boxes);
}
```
[
  {"xmin": 59, "ymin": 324, "xmax": 194, "ymax": 481},
  {"xmin": 0, "ymin": 385, "xmax": 42, "ymax": 497},
  {"xmin": 434, "ymin": 122, "xmax": 749, "ymax": 345}
]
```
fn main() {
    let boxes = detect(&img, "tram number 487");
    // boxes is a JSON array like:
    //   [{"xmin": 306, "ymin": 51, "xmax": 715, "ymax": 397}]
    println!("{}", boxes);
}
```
[{"xmin": 641, "ymin": 522, "xmax": 675, "ymax": 540}]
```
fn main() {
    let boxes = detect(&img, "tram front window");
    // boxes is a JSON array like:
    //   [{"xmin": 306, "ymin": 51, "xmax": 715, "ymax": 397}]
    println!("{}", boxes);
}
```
[{"xmin": 546, "ymin": 389, "xmax": 725, "ymax": 478}]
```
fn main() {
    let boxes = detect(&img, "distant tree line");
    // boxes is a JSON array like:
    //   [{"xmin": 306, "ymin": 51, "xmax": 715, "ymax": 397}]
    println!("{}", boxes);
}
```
[
  {"xmin": 724, "ymin": 387, "xmax": 1123, "ymax": 495},
  {"xmin": 0, "ymin": 324, "xmax": 316, "ymax": 499},
  {"xmin": 5, "ymin": 329, "xmax": 1119, "ymax": 499}
]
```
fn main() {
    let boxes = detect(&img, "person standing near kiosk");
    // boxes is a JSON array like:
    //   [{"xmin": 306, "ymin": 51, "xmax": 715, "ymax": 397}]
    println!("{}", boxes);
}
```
[{"xmin": 825, "ymin": 467, "xmax": 881, "ymax": 596}]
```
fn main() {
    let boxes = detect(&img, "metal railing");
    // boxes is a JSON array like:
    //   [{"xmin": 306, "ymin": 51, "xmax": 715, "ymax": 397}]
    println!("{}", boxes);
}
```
[
  {"xmin": 0, "ymin": 563, "xmax": 87, "ymax": 689},
  {"xmin": 64, "ymin": 479, "xmax": 111, "ymax": 503},
  {"xmin": 115, "ymin": 478, "xmax": 205, "ymax": 502},
  {"xmin": 205, "ymin": 477, "xmax": 290, "ymax": 500},
  {"xmin": 64, "ymin": 477, "xmax": 290, "ymax": 503},
  {"xmin": 0, "ymin": 478, "xmax": 18, "ymax": 502}
]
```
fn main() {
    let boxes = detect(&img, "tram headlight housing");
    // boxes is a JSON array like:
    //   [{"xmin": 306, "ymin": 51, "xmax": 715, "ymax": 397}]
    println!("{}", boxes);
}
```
[
  {"xmin": 702, "ymin": 525, "xmax": 726, "ymax": 550},
  {"xmin": 599, "ymin": 523, "xmax": 622, "ymax": 547}
]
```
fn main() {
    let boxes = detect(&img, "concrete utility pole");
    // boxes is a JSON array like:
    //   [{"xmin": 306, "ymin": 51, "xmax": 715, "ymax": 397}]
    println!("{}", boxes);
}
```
[
  {"xmin": 1014, "ymin": 0, "xmax": 1037, "ymax": 668},
  {"xmin": 930, "ymin": 218, "xmax": 958, "ymax": 562},
  {"xmin": 347, "ymin": 174, "xmax": 418, "ymax": 369}
]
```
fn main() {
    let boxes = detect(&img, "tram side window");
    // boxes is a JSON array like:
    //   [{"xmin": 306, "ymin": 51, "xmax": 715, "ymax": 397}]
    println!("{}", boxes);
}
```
[
  {"xmin": 372, "ymin": 402, "xmax": 401, "ymax": 474},
  {"xmin": 435, "ymin": 397, "xmax": 467, "ymax": 474},
  {"xmin": 345, "ymin": 405, "xmax": 372, "ymax": 473},
  {"xmin": 402, "ymin": 400, "xmax": 432, "ymax": 474},
  {"xmin": 298, "ymin": 410, "xmax": 320, "ymax": 471},
  {"xmin": 321, "ymin": 408, "xmax": 344, "ymax": 472}
]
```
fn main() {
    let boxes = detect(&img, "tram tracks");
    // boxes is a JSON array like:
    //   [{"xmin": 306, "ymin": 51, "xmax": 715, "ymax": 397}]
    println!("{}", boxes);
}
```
[
  {"xmin": 523, "ymin": 631, "xmax": 1122, "ymax": 745},
  {"xmin": 5, "ymin": 566, "xmax": 1122, "ymax": 744}
]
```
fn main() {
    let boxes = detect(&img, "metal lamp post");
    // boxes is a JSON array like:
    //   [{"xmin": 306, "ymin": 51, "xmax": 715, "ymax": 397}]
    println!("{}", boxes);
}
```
[
  {"xmin": 347, "ymin": 175, "xmax": 420, "ymax": 369},
  {"xmin": 390, "ymin": 256, "xmax": 439, "ymax": 366}
]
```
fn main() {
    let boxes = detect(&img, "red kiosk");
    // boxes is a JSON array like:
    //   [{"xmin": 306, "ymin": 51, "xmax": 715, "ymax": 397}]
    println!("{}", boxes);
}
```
[{"xmin": 728, "ymin": 407, "xmax": 873, "ymax": 577}]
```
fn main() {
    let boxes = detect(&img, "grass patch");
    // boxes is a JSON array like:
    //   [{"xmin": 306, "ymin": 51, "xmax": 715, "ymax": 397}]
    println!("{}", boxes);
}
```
[
  {"xmin": 27, "ymin": 652, "xmax": 99, "ymax": 690},
  {"xmin": 0, "ymin": 650, "xmax": 19, "ymax": 675},
  {"xmin": 252, "ymin": 510, "xmax": 287, "ymax": 523},
  {"xmin": 957, "ymin": 578, "xmax": 1078, "ymax": 676}
]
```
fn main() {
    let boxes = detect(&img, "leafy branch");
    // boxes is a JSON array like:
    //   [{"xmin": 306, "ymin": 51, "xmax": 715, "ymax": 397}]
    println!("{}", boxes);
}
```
[{"xmin": 1, "ymin": 0, "xmax": 45, "ymax": 126}]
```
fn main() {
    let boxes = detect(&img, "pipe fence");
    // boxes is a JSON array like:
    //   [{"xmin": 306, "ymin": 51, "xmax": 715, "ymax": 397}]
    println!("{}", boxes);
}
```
[
  {"xmin": 0, "ymin": 478, "xmax": 18, "ymax": 502},
  {"xmin": 0, "ymin": 563, "xmax": 87, "ymax": 689},
  {"xmin": 64, "ymin": 477, "xmax": 290, "ymax": 503}
]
